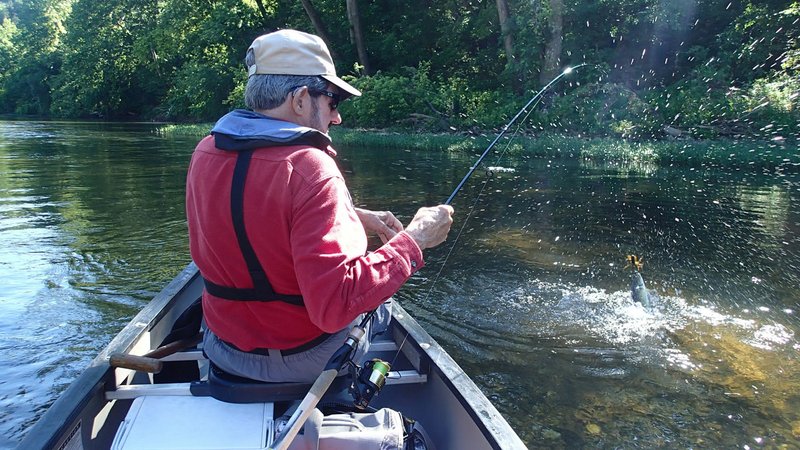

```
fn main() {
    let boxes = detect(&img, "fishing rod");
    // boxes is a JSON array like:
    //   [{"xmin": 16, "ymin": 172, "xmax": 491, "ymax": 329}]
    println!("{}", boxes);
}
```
[{"xmin": 445, "ymin": 63, "xmax": 588, "ymax": 205}]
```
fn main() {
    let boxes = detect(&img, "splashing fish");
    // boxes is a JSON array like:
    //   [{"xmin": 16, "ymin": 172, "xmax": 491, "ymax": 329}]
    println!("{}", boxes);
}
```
[{"xmin": 627, "ymin": 255, "xmax": 652, "ymax": 308}]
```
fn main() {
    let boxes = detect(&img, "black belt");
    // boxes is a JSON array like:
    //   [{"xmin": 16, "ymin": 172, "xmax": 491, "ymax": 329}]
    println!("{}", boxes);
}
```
[{"xmin": 220, "ymin": 332, "xmax": 332, "ymax": 357}]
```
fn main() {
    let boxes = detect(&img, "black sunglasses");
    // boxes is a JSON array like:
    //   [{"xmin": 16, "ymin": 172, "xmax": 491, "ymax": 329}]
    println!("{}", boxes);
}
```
[
  {"xmin": 291, "ymin": 86, "xmax": 341, "ymax": 111},
  {"xmin": 307, "ymin": 89, "xmax": 341, "ymax": 111}
]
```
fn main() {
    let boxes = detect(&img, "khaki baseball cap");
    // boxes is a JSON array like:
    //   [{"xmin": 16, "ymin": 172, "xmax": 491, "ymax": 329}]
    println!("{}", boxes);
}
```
[{"xmin": 247, "ymin": 29, "xmax": 362, "ymax": 98}]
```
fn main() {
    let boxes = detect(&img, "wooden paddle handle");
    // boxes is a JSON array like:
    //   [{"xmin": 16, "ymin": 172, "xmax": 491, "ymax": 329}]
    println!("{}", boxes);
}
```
[
  {"xmin": 109, "ymin": 354, "xmax": 163, "ymax": 373},
  {"xmin": 144, "ymin": 333, "xmax": 203, "ymax": 359},
  {"xmin": 109, "ymin": 332, "xmax": 203, "ymax": 373}
]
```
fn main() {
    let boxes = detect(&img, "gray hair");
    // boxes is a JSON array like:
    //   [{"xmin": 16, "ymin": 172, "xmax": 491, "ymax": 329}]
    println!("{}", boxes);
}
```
[{"xmin": 244, "ymin": 49, "xmax": 328, "ymax": 110}]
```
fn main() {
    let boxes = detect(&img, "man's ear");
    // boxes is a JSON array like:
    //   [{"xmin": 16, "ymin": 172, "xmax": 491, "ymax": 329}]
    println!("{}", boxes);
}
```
[{"xmin": 290, "ymin": 86, "xmax": 307, "ymax": 115}]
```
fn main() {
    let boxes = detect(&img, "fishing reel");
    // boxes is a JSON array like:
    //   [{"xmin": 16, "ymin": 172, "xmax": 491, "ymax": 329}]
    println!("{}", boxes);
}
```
[{"xmin": 349, "ymin": 358, "xmax": 391, "ymax": 410}]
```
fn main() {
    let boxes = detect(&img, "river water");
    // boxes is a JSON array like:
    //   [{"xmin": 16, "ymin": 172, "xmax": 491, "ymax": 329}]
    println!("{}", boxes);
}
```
[{"xmin": 1, "ymin": 120, "xmax": 798, "ymax": 448}]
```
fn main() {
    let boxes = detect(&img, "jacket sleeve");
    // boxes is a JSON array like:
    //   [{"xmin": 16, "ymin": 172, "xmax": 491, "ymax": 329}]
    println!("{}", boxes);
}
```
[{"xmin": 290, "ymin": 175, "xmax": 424, "ymax": 333}]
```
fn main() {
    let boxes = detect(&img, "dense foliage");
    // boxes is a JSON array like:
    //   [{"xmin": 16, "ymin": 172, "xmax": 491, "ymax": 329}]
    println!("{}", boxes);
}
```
[{"xmin": 0, "ymin": 0, "xmax": 797, "ymax": 139}]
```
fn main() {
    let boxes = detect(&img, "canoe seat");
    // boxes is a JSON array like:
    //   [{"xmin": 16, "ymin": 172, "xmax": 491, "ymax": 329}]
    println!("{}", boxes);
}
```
[{"xmin": 192, "ymin": 363, "xmax": 314, "ymax": 403}]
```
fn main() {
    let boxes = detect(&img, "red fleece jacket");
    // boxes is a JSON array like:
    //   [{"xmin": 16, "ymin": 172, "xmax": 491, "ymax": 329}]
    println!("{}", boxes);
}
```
[{"xmin": 186, "ymin": 136, "xmax": 424, "ymax": 350}]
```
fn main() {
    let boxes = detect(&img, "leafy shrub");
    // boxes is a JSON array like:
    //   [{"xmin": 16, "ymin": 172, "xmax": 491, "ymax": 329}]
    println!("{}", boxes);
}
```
[
  {"xmin": 342, "ymin": 70, "xmax": 422, "ymax": 129},
  {"xmin": 729, "ymin": 74, "xmax": 800, "ymax": 137},
  {"xmin": 648, "ymin": 69, "xmax": 799, "ymax": 139},
  {"xmin": 535, "ymin": 83, "xmax": 659, "ymax": 139},
  {"xmin": 343, "ymin": 63, "xmax": 518, "ymax": 132}
]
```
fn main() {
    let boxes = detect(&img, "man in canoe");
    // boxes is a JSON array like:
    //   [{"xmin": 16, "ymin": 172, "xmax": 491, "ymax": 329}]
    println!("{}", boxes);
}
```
[{"xmin": 185, "ymin": 29, "xmax": 454, "ymax": 383}]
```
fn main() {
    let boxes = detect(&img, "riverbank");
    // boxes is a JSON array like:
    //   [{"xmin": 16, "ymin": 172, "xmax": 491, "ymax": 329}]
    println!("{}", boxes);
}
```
[{"xmin": 156, "ymin": 124, "xmax": 800, "ymax": 171}]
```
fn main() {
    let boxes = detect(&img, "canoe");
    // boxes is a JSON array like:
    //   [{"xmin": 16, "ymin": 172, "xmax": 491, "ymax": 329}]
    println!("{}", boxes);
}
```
[{"xmin": 18, "ymin": 263, "xmax": 526, "ymax": 450}]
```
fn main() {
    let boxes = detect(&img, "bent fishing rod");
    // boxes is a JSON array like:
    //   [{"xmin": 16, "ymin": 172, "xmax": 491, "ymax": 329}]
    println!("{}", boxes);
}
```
[
  {"xmin": 445, "ymin": 63, "xmax": 587, "ymax": 205},
  {"xmin": 388, "ymin": 63, "xmax": 591, "ymax": 363}
]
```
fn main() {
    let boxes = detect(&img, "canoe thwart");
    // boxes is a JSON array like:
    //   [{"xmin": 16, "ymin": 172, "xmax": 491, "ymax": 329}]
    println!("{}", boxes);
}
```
[{"xmin": 105, "ymin": 370, "xmax": 426, "ymax": 401}]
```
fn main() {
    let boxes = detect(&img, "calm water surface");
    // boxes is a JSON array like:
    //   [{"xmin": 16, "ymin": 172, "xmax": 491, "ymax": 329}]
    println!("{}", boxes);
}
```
[{"xmin": 1, "ymin": 120, "xmax": 798, "ymax": 449}]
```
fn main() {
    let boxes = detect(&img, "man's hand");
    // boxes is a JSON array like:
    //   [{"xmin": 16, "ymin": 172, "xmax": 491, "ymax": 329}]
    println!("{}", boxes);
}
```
[
  {"xmin": 355, "ymin": 208, "xmax": 404, "ymax": 244},
  {"xmin": 405, "ymin": 205, "xmax": 455, "ymax": 250}
]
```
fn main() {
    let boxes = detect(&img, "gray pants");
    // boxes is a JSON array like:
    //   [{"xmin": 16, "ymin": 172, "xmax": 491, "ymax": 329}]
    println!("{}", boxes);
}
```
[{"xmin": 203, "ymin": 301, "xmax": 392, "ymax": 383}]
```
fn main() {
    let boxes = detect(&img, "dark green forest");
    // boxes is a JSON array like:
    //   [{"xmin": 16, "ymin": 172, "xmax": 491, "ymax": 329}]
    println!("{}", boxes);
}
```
[{"xmin": 0, "ymin": 0, "xmax": 797, "ymax": 139}]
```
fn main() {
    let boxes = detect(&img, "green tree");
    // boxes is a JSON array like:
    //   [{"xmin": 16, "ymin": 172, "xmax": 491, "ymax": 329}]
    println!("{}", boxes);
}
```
[
  {"xmin": 147, "ymin": 0, "xmax": 267, "ymax": 120},
  {"xmin": 0, "ymin": 0, "xmax": 67, "ymax": 115},
  {"xmin": 645, "ymin": 1, "xmax": 799, "ymax": 137},
  {"xmin": 0, "ymin": 0, "xmax": 796, "ymax": 137},
  {"xmin": 0, "ymin": 17, "xmax": 18, "ymax": 100},
  {"xmin": 50, "ymin": 0, "xmax": 160, "ymax": 118}
]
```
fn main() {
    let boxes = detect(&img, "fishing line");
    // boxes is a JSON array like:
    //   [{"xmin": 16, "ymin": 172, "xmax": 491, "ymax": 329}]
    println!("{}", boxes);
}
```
[
  {"xmin": 388, "ymin": 143, "xmax": 512, "ymax": 367},
  {"xmin": 389, "ymin": 64, "xmax": 589, "ymax": 367},
  {"xmin": 414, "ymin": 95, "xmax": 544, "ymax": 300}
]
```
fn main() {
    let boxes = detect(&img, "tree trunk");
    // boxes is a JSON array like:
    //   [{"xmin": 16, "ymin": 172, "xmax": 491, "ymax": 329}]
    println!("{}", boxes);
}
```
[
  {"xmin": 539, "ymin": 0, "xmax": 563, "ymax": 86},
  {"xmin": 345, "ymin": 0, "xmax": 371, "ymax": 75},
  {"xmin": 298, "ymin": 0, "xmax": 340, "ymax": 61},
  {"xmin": 495, "ymin": 0, "xmax": 515, "ymax": 67},
  {"xmin": 496, "ymin": 0, "xmax": 523, "ymax": 93},
  {"xmin": 253, "ymin": 0, "xmax": 270, "ymax": 25}
]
